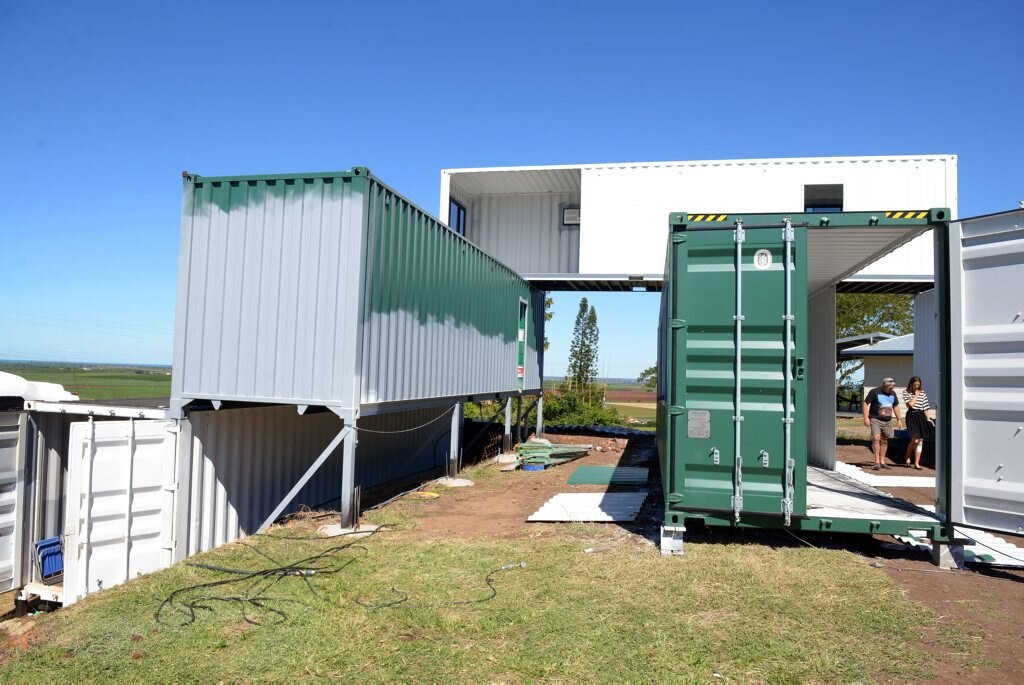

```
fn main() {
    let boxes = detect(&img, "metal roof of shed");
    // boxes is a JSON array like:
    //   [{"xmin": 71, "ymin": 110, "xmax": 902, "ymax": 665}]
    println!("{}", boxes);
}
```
[{"xmin": 839, "ymin": 334, "xmax": 915, "ymax": 357}]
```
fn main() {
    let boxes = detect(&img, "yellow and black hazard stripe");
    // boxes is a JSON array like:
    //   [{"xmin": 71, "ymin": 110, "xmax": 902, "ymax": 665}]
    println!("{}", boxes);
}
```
[
  {"xmin": 686, "ymin": 213, "xmax": 729, "ymax": 222},
  {"xmin": 885, "ymin": 210, "xmax": 929, "ymax": 219}
]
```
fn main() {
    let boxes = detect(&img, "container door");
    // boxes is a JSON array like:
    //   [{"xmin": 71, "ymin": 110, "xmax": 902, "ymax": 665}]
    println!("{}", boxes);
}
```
[
  {"xmin": 947, "ymin": 210, "xmax": 1024, "ymax": 533},
  {"xmin": 664, "ymin": 219, "xmax": 808, "ymax": 520},
  {"xmin": 63, "ymin": 419, "xmax": 178, "ymax": 605},
  {"xmin": 0, "ymin": 413, "xmax": 28, "ymax": 593}
]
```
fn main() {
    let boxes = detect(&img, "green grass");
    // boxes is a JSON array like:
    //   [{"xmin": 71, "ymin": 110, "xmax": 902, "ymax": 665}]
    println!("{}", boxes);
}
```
[
  {"xmin": 837, "ymin": 416, "xmax": 872, "ymax": 442},
  {"xmin": 1, "ymin": 512, "xmax": 941, "ymax": 682},
  {"xmin": 0, "ymin": 363, "xmax": 171, "ymax": 400},
  {"xmin": 605, "ymin": 401, "xmax": 657, "ymax": 422}
]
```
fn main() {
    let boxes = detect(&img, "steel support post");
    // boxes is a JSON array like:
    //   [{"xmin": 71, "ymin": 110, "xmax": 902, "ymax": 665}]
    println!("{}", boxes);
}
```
[
  {"xmin": 503, "ymin": 398, "xmax": 512, "ymax": 453},
  {"xmin": 516, "ymin": 395, "xmax": 524, "ymax": 444},
  {"xmin": 449, "ymin": 402, "xmax": 463, "ymax": 476},
  {"xmin": 339, "ymin": 426, "xmax": 357, "ymax": 528},
  {"xmin": 536, "ymin": 393, "xmax": 544, "ymax": 437}
]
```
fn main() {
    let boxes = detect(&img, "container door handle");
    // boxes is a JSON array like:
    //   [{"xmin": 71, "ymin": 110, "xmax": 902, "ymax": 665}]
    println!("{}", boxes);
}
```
[{"xmin": 793, "ymin": 357, "xmax": 805, "ymax": 381}]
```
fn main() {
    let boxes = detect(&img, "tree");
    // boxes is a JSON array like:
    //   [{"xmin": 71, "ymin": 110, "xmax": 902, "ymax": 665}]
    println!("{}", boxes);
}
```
[
  {"xmin": 584, "ymin": 304, "xmax": 599, "ymax": 384},
  {"xmin": 565, "ymin": 298, "xmax": 600, "ymax": 397},
  {"xmin": 836, "ymin": 293, "xmax": 915, "ymax": 384},
  {"xmin": 543, "ymin": 296, "xmax": 553, "ymax": 351},
  {"xmin": 637, "ymin": 365, "xmax": 657, "ymax": 391}
]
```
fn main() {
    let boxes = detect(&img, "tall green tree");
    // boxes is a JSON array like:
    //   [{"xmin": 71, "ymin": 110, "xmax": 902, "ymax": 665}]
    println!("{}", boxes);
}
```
[
  {"xmin": 835, "ymin": 293, "xmax": 915, "ymax": 384},
  {"xmin": 566, "ymin": 298, "xmax": 600, "ymax": 389},
  {"xmin": 584, "ymin": 304, "xmax": 599, "ymax": 384},
  {"xmin": 566, "ymin": 298, "xmax": 590, "ymax": 387}
]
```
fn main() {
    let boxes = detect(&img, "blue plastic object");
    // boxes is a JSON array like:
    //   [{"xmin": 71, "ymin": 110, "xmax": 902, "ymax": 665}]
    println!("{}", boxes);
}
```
[
  {"xmin": 34, "ymin": 537, "xmax": 63, "ymax": 580},
  {"xmin": 521, "ymin": 463, "xmax": 546, "ymax": 472}
]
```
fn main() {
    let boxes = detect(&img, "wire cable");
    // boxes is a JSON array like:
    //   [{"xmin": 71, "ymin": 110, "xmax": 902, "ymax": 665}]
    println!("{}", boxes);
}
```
[
  {"xmin": 354, "ymin": 562, "xmax": 526, "ymax": 611},
  {"xmin": 352, "ymin": 406, "xmax": 455, "ymax": 435}
]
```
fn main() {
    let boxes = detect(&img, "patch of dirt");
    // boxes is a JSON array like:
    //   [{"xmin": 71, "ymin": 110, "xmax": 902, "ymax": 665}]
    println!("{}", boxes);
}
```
[
  {"xmin": 836, "ymin": 442, "xmax": 937, "ymax": 478},
  {"xmin": 0, "ymin": 618, "xmax": 50, "ymax": 668},
  {"xmin": 834, "ymin": 440, "xmax": 1024, "ymax": 679},
  {"xmin": 877, "ymin": 552, "xmax": 1024, "ymax": 682},
  {"xmin": 384, "ymin": 434, "xmax": 658, "ymax": 541}
]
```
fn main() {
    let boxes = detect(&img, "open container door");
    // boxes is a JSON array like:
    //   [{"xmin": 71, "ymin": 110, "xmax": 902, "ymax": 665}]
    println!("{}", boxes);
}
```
[
  {"xmin": 946, "ymin": 209, "xmax": 1024, "ymax": 533},
  {"xmin": 63, "ymin": 418, "xmax": 179, "ymax": 605},
  {"xmin": 0, "ymin": 414, "xmax": 28, "ymax": 593}
]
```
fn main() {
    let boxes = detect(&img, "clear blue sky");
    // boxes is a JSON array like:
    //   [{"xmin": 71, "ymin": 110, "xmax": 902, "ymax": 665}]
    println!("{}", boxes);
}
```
[{"xmin": 2, "ymin": 1, "xmax": 1021, "ymax": 374}]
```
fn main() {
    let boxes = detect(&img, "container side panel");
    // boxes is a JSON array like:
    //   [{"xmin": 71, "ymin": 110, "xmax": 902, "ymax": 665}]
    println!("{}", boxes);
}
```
[
  {"xmin": 184, "ymin": 407, "xmax": 343, "ymax": 553},
  {"xmin": 0, "ymin": 413, "xmax": 27, "ymax": 593},
  {"xmin": 182, "ymin": 405, "xmax": 454, "ymax": 554},
  {"xmin": 355, "ymin": 406, "xmax": 452, "ymax": 489},
  {"xmin": 173, "ymin": 175, "xmax": 364, "ymax": 410},
  {"xmin": 580, "ymin": 157, "xmax": 954, "ymax": 275},
  {"xmin": 808, "ymin": 286, "xmax": 837, "ymax": 469},
  {"xmin": 360, "ymin": 180, "xmax": 543, "ymax": 405},
  {"xmin": 466, "ymin": 193, "xmax": 581, "ymax": 274},
  {"xmin": 913, "ymin": 289, "xmax": 939, "ymax": 404},
  {"xmin": 949, "ymin": 211, "xmax": 1024, "ymax": 532}
]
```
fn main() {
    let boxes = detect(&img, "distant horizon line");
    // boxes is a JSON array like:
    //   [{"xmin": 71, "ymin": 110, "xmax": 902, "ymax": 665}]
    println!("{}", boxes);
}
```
[{"xmin": 0, "ymin": 359, "xmax": 172, "ymax": 369}]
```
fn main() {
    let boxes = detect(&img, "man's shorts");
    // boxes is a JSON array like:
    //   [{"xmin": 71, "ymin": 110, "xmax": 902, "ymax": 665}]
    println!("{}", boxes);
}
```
[{"xmin": 870, "ymin": 418, "xmax": 894, "ymax": 438}]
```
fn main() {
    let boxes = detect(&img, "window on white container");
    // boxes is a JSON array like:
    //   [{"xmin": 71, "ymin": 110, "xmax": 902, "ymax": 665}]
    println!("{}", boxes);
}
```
[
  {"xmin": 449, "ymin": 199, "xmax": 467, "ymax": 236},
  {"xmin": 804, "ymin": 184, "xmax": 843, "ymax": 213}
]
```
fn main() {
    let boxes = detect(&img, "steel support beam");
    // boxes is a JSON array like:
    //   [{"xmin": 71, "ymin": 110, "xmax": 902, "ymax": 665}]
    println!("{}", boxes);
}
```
[
  {"xmin": 503, "ymin": 398, "xmax": 512, "ymax": 453},
  {"xmin": 256, "ymin": 425, "xmax": 352, "ymax": 534},
  {"xmin": 536, "ymin": 393, "xmax": 544, "ymax": 437},
  {"xmin": 449, "ymin": 402, "xmax": 463, "ymax": 476},
  {"xmin": 339, "ymin": 427, "xmax": 357, "ymax": 528}
]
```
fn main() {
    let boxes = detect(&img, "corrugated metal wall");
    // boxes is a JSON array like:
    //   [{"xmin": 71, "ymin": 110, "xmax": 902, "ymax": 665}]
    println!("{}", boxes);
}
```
[
  {"xmin": 359, "ymin": 179, "xmax": 544, "ymax": 408},
  {"xmin": 913, "ymin": 289, "xmax": 939, "ymax": 404},
  {"xmin": 180, "ymin": 404, "xmax": 451, "ymax": 556},
  {"xmin": 948, "ymin": 210, "xmax": 1024, "ymax": 532},
  {"xmin": 465, "ymin": 193, "xmax": 580, "ymax": 274},
  {"xmin": 0, "ymin": 413, "xmax": 26, "ymax": 593},
  {"xmin": 354, "ymin": 406, "xmax": 452, "ymax": 489},
  {"xmin": 172, "ymin": 172, "xmax": 366, "ymax": 413},
  {"xmin": 808, "ymin": 287, "xmax": 837, "ymax": 469},
  {"xmin": 183, "ymin": 406, "xmax": 343, "ymax": 555}
]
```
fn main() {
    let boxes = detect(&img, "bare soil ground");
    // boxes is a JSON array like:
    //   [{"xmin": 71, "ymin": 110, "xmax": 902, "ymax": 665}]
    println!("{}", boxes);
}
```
[
  {"xmin": 390, "ymin": 433, "xmax": 1024, "ymax": 682},
  {"xmin": 393, "ymin": 434, "xmax": 655, "ymax": 541},
  {"xmin": 835, "ymin": 437, "xmax": 1024, "ymax": 681}
]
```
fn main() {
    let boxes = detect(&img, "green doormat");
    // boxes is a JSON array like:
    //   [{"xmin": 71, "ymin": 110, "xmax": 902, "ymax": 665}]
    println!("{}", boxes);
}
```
[{"xmin": 567, "ymin": 465, "xmax": 649, "ymax": 485}]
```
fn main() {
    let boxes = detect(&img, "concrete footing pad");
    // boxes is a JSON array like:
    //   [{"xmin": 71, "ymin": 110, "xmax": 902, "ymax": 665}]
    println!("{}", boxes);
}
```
[
  {"xmin": 318, "ymin": 523, "xmax": 380, "ymax": 538},
  {"xmin": 437, "ymin": 477, "xmax": 474, "ymax": 487}
]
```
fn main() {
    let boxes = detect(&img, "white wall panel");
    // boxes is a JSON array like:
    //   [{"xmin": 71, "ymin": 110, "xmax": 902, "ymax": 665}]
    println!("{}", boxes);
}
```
[
  {"xmin": 808, "ymin": 287, "xmax": 836, "ymax": 469},
  {"xmin": 578, "ymin": 156, "xmax": 956, "ymax": 275},
  {"xmin": 466, "ymin": 193, "xmax": 580, "ymax": 274}
]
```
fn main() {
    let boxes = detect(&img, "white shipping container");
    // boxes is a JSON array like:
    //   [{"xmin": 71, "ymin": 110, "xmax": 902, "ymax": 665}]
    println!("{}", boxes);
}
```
[{"xmin": 442, "ymin": 155, "xmax": 958, "ymax": 286}]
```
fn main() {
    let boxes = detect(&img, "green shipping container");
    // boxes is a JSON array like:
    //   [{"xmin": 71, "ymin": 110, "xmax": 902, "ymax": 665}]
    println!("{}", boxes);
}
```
[{"xmin": 657, "ymin": 209, "xmax": 955, "ymax": 555}]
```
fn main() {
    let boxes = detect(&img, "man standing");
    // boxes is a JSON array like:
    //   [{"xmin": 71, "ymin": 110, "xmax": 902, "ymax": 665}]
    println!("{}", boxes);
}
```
[{"xmin": 862, "ymin": 377, "xmax": 902, "ymax": 470}]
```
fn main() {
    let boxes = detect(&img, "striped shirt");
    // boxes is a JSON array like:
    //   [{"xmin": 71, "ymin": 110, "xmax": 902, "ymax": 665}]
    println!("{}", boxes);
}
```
[{"xmin": 902, "ymin": 390, "xmax": 930, "ymax": 412}]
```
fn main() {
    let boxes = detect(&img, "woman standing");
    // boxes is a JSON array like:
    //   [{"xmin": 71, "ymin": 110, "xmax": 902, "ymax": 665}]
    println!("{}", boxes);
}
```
[{"xmin": 902, "ymin": 376, "xmax": 931, "ymax": 469}]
